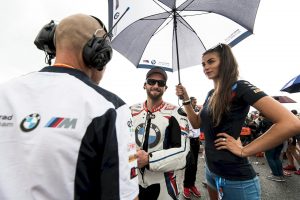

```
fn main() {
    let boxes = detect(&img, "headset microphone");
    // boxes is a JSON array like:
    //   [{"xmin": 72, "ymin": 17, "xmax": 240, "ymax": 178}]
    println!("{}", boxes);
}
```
[{"xmin": 82, "ymin": 8, "xmax": 129, "ymax": 70}]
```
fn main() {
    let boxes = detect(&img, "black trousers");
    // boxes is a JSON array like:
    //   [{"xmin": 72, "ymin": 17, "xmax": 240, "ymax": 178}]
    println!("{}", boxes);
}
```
[
  {"xmin": 183, "ymin": 137, "xmax": 200, "ymax": 187},
  {"xmin": 139, "ymin": 184, "xmax": 160, "ymax": 200}
]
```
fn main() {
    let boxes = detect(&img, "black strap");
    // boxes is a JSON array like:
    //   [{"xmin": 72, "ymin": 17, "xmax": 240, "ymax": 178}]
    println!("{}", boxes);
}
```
[
  {"xmin": 140, "ymin": 111, "xmax": 153, "ymax": 176},
  {"xmin": 142, "ymin": 111, "xmax": 152, "ymax": 151}
]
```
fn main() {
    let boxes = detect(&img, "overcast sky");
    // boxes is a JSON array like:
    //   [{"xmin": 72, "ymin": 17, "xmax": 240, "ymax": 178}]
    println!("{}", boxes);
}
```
[{"xmin": 0, "ymin": 0, "xmax": 299, "ymax": 111}]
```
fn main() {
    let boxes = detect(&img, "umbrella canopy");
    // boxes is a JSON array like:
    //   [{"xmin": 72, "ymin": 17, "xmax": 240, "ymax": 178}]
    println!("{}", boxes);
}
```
[
  {"xmin": 280, "ymin": 74, "xmax": 300, "ymax": 93},
  {"xmin": 272, "ymin": 96, "xmax": 297, "ymax": 103},
  {"xmin": 108, "ymin": 0, "xmax": 261, "ymax": 82}
]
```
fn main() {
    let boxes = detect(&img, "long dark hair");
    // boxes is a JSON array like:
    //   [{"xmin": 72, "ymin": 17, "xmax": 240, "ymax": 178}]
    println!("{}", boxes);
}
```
[{"xmin": 203, "ymin": 44, "xmax": 239, "ymax": 126}]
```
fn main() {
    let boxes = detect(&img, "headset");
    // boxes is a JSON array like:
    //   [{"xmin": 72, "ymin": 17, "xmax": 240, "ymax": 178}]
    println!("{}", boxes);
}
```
[{"xmin": 34, "ymin": 16, "xmax": 112, "ymax": 71}]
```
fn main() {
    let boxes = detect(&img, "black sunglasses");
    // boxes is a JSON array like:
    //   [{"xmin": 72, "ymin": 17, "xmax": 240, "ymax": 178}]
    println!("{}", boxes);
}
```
[{"xmin": 146, "ymin": 79, "xmax": 166, "ymax": 87}]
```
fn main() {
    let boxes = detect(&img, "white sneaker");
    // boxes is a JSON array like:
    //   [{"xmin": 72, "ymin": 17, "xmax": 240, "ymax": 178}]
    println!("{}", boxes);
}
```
[{"xmin": 266, "ymin": 175, "xmax": 285, "ymax": 182}]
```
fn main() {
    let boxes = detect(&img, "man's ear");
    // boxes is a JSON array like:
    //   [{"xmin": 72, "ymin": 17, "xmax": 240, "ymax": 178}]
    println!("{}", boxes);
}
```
[
  {"xmin": 165, "ymin": 85, "xmax": 168, "ymax": 90},
  {"xmin": 143, "ymin": 83, "xmax": 146, "ymax": 89}
]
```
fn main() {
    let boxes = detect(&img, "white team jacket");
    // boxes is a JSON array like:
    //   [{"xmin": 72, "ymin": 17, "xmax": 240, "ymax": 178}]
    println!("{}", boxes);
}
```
[{"xmin": 0, "ymin": 66, "xmax": 138, "ymax": 200}]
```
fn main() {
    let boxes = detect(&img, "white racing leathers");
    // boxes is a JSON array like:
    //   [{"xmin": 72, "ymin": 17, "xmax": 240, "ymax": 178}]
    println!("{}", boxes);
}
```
[{"xmin": 131, "ymin": 101, "xmax": 190, "ymax": 200}]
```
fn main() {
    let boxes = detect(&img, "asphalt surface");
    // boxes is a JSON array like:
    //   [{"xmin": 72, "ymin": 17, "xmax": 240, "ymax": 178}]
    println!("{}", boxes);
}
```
[{"xmin": 176, "ymin": 150, "xmax": 300, "ymax": 200}]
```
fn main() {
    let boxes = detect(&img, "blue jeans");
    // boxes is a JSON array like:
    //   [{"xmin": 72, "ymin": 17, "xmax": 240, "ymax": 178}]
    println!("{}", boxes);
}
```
[
  {"xmin": 265, "ymin": 143, "xmax": 284, "ymax": 176},
  {"xmin": 206, "ymin": 166, "xmax": 261, "ymax": 200}
]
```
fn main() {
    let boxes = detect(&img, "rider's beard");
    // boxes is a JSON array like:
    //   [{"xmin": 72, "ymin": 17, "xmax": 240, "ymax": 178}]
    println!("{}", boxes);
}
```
[{"xmin": 146, "ymin": 88, "xmax": 164, "ymax": 101}]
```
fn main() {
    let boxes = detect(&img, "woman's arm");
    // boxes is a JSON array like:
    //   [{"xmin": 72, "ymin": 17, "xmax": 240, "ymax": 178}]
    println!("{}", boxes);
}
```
[
  {"xmin": 243, "ymin": 96, "xmax": 300, "ymax": 155},
  {"xmin": 215, "ymin": 96, "xmax": 300, "ymax": 157},
  {"xmin": 176, "ymin": 84, "xmax": 201, "ymax": 129}
]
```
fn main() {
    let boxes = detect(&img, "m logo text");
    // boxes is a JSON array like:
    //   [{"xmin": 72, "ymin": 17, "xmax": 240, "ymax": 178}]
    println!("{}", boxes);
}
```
[{"xmin": 45, "ymin": 117, "xmax": 77, "ymax": 129}]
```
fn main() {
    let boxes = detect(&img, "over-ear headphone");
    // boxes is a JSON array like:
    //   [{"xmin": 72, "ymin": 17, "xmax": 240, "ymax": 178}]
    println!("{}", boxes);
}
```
[
  {"xmin": 34, "ymin": 16, "xmax": 112, "ymax": 71},
  {"xmin": 34, "ymin": 20, "xmax": 56, "ymax": 64}
]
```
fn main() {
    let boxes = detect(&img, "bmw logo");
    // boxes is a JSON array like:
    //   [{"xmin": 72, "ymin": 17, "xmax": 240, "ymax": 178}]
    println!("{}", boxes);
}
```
[
  {"xmin": 20, "ymin": 113, "xmax": 41, "ymax": 132},
  {"xmin": 135, "ymin": 123, "xmax": 161, "ymax": 148},
  {"xmin": 151, "ymin": 60, "xmax": 156, "ymax": 65}
]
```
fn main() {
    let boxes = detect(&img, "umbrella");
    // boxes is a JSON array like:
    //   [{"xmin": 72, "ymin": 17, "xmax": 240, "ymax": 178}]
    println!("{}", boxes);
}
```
[
  {"xmin": 280, "ymin": 74, "xmax": 300, "ymax": 93},
  {"xmin": 272, "ymin": 96, "xmax": 297, "ymax": 103},
  {"xmin": 108, "ymin": 0, "xmax": 261, "ymax": 83}
]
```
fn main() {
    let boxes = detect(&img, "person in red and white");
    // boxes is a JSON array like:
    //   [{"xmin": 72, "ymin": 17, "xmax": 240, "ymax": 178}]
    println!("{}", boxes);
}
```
[{"xmin": 131, "ymin": 67, "xmax": 190, "ymax": 200}]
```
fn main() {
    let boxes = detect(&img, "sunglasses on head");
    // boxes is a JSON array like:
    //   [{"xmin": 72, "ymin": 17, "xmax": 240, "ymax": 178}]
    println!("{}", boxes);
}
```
[
  {"xmin": 207, "ymin": 43, "xmax": 223, "ymax": 52},
  {"xmin": 146, "ymin": 79, "xmax": 166, "ymax": 87}
]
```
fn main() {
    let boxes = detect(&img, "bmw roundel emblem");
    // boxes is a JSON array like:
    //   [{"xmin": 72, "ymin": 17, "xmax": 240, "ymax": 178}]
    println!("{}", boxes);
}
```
[
  {"xmin": 20, "ymin": 113, "xmax": 41, "ymax": 132},
  {"xmin": 135, "ymin": 123, "xmax": 161, "ymax": 148}
]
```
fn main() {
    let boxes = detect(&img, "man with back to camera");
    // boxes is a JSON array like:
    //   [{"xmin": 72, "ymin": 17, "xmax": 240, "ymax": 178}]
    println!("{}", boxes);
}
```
[
  {"xmin": 0, "ymin": 14, "xmax": 138, "ymax": 200},
  {"xmin": 130, "ymin": 67, "xmax": 190, "ymax": 200}
]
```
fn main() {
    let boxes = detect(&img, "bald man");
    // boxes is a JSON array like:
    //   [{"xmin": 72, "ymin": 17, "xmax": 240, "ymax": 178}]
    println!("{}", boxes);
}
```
[
  {"xmin": 54, "ymin": 14, "xmax": 107, "ymax": 84},
  {"xmin": 0, "ymin": 14, "xmax": 138, "ymax": 200}
]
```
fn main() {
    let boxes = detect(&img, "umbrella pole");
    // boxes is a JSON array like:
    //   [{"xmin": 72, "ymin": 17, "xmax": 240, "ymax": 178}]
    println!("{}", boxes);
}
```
[
  {"xmin": 173, "ymin": 11, "xmax": 184, "ymax": 102},
  {"xmin": 173, "ymin": 11, "xmax": 181, "ymax": 84}
]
